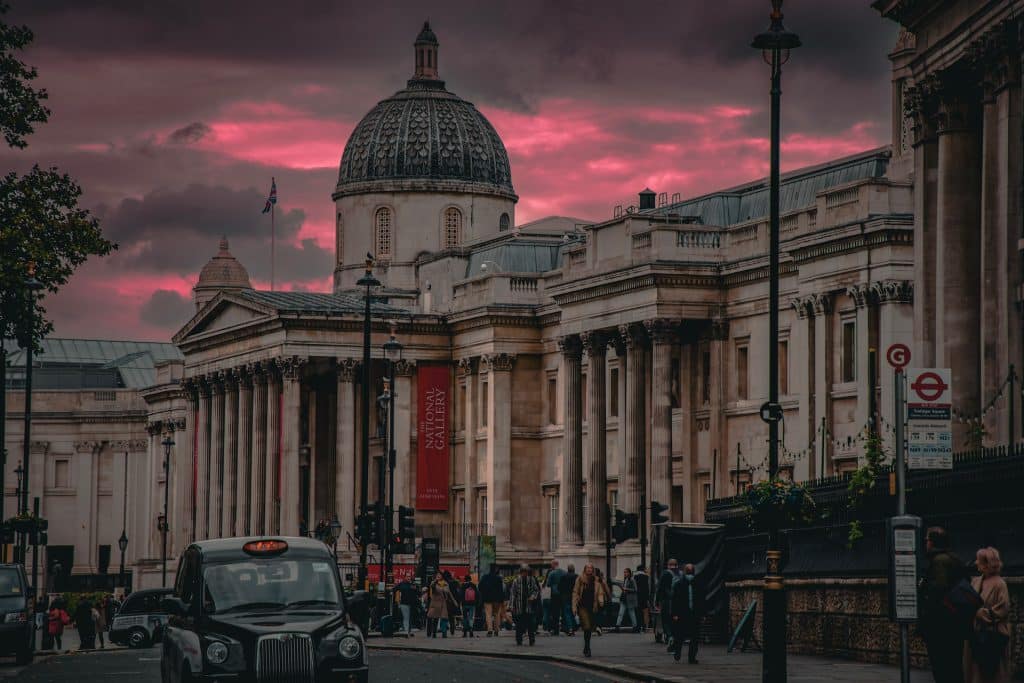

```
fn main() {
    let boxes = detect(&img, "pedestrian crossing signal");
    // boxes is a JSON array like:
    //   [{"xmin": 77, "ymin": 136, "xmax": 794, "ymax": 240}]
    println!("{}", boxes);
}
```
[{"xmin": 650, "ymin": 500, "xmax": 669, "ymax": 525}]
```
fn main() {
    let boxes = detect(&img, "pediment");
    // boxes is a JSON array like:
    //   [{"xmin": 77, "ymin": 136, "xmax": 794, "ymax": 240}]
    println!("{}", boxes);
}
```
[{"xmin": 172, "ymin": 291, "xmax": 274, "ymax": 343}]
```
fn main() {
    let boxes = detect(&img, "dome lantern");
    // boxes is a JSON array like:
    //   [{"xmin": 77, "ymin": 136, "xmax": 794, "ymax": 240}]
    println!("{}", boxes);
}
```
[{"xmin": 414, "ymin": 21, "xmax": 439, "ymax": 81}]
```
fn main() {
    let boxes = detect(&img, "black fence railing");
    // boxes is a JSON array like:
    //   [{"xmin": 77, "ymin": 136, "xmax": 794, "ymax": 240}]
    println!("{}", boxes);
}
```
[
  {"xmin": 416, "ymin": 523, "xmax": 493, "ymax": 554},
  {"xmin": 706, "ymin": 444, "xmax": 1024, "ymax": 579}
]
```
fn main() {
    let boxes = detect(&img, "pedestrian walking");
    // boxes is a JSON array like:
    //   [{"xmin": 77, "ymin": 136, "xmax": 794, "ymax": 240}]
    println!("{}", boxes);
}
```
[
  {"xmin": 571, "ymin": 564, "xmax": 607, "ymax": 658},
  {"xmin": 656, "ymin": 558, "xmax": 683, "ymax": 647},
  {"xmin": 615, "ymin": 568, "xmax": 639, "ymax": 632},
  {"xmin": 36, "ymin": 595, "xmax": 52, "ymax": 651},
  {"xmin": 634, "ymin": 565, "xmax": 652, "ymax": 631},
  {"xmin": 594, "ymin": 568, "xmax": 612, "ymax": 636},
  {"xmin": 558, "ymin": 564, "xmax": 579, "ymax": 635},
  {"xmin": 479, "ymin": 564, "xmax": 505, "ymax": 637},
  {"xmin": 670, "ymin": 563, "xmax": 705, "ymax": 664},
  {"xmin": 47, "ymin": 600, "xmax": 70, "ymax": 652},
  {"xmin": 95, "ymin": 596, "xmax": 109, "ymax": 648},
  {"xmin": 460, "ymin": 575, "xmax": 478, "ymax": 637},
  {"xmin": 426, "ymin": 574, "xmax": 456, "ymax": 638},
  {"xmin": 74, "ymin": 597, "xmax": 96, "ymax": 650},
  {"xmin": 963, "ymin": 547, "xmax": 1010, "ymax": 683},
  {"xmin": 508, "ymin": 564, "xmax": 541, "ymax": 646},
  {"xmin": 395, "ymin": 578, "xmax": 419, "ymax": 636},
  {"xmin": 444, "ymin": 571, "xmax": 461, "ymax": 635},
  {"xmin": 545, "ymin": 560, "xmax": 566, "ymax": 635},
  {"xmin": 919, "ymin": 527, "xmax": 968, "ymax": 683}
]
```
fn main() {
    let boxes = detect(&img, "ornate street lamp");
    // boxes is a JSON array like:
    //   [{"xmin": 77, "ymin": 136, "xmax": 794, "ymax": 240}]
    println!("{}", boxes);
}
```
[
  {"xmin": 751, "ymin": 2, "xmax": 799, "ymax": 682},
  {"xmin": 117, "ymin": 530, "xmax": 128, "ymax": 590},
  {"xmin": 19, "ymin": 270, "xmax": 44, "ymax": 567},
  {"xmin": 160, "ymin": 435, "xmax": 174, "ymax": 587},
  {"xmin": 382, "ymin": 326, "xmax": 402, "ymax": 589},
  {"xmin": 357, "ymin": 255, "xmax": 381, "ymax": 586},
  {"xmin": 12, "ymin": 462, "xmax": 23, "ymax": 564}
]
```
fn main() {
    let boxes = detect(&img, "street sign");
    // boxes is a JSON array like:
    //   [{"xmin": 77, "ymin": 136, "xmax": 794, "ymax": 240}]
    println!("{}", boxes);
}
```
[
  {"xmin": 886, "ymin": 343, "xmax": 911, "ymax": 371},
  {"xmin": 906, "ymin": 368, "xmax": 953, "ymax": 470},
  {"xmin": 887, "ymin": 515, "xmax": 922, "ymax": 623}
]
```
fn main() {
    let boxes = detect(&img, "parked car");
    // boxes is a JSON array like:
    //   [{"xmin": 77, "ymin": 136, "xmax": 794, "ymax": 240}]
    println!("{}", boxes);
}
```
[
  {"xmin": 110, "ymin": 587, "xmax": 174, "ymax": 648},
  {"xmin": 161, "ymin": 537, "xmax": 367, "ymax": 683},
  {"xmin": 0, "ymin": 563, "xmax": 34, "ymax": 664}
]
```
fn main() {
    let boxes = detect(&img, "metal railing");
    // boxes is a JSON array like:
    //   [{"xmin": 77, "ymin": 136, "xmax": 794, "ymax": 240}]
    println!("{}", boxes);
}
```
[{"xmin": 416, "ymin": 522, "xmax": 493, "ymax": 553}]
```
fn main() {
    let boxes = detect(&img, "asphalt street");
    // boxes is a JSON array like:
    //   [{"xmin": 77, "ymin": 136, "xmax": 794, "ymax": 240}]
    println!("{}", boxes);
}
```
[{"xmin": 0, "ymin": 648, "xmax": 620, "ymax": 682}]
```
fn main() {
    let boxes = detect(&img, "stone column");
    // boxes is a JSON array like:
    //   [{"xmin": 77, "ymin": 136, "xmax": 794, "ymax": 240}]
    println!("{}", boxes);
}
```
[
  {"xmin": 645, "ymin": 319, "xmax": 674, "ymax": 516},
  {"xmin": 620, "ymin": 324, "xmax": 647, "ymax": 520},
  {"xmin": 210, "ymin": 375, "xmax": 225, "ymax": 538},
  {"xmin": 177, "ymin": 385, "xmax": 197, "ymax": 546},
  {"xmin": 847, "ymin": 285, "xmax": 874, "ymax": 435},
  {"xmin": 935, "ymin": 73, "xmax": 982, "ymax": 442},
  {"xmin": 394, "ymin": 359, "xmax": 415, "ymax": 511},
  {"xmin": 278, "ymin": 356, "xmax": 306, "ymax": 536},
  {"xmin": 196, "ymin": 380, "xmax": 212, "ymax": 540},
  {"xmin": 558, "ymin": 337, "xmax": 583, "ymax": 548},
  {"xmin": 236, "ymin": 370, "xmax": 253, "ymax": 536},
  {"xmin": 250, "ymin": 365, "xmax": 268, "ymax": 535},
  {"xmin": 811, "ymin": 294, "xmax": 834, "ymax": 476},
  {"xmin": 336, "ymin": 360, "xmax": 357, "ymax": 540},
  {"xmin": 872, "ymin": 281, "xmax": 914, "ymax": 455},
  {"xmin": 906, "ymin": 77, "xmax": 940, "ymax": 367},
  {"xmin": 458, "ymin": 358, "xmax": 477, "ymax": 528},
  {"xmin": 483, "ymin": 353, "xmax": 515, "ymax": 545},
  {"xmin": 707, "ymin": 319, "xmax": 728, "ymax": 496},
  {"xmin": 978, "ymin": 33, "xmax": 1022, "ymax": 444},
  {"xmin": 582, "ymin": 331, "xmax": 608, "ymax": 547},
  {"xmin": 223, "ymin": 372, "xmax": 238, "ymax": 537},
  {"xmin": 791, "ymin": 298, "xmax": 816, "ymax": 481},
  {"xmin": 265, "ymin": 362, "xmax": 281, "ymax": 534},
  {"xmin": 72, "ymin": 442, "xmax": 98, "ymax": 572}
]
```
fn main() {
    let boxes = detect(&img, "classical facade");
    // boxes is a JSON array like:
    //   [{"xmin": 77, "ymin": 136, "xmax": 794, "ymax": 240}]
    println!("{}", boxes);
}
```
[{"xmin": 5, "ymin": 5, "xmax": 1020, "ymax": 584}]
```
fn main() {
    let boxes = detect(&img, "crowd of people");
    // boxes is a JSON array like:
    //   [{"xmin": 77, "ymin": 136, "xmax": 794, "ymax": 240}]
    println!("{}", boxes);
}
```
[
  {"xmin": 35, "ymin": 593, "xmax": 120, "ymax": 652},
  {"xmin": 389, "ymin": 559, "xmax": 707, "ymax": 662}
]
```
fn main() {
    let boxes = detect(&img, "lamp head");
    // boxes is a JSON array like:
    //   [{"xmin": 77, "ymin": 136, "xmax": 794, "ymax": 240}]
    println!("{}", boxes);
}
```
[
  {"xmin": 751, "ymin": 0, "xmax": 800, "ymax": 63},
  {"xmin": 383, "ymin": 322, "xmax": 403, "ymax": 362},
  {"xmin": 118, "ymin": 530, "xmax": 128, "ymax": 552}
]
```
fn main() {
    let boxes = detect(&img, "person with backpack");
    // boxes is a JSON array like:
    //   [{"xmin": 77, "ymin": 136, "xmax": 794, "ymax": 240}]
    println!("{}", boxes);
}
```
[
  {"xmin": 919, "ymin": 527, "xmax": 967, "ymax": 683},
  {"xmin": 47, "ymin": 600, "xmax": 71, "ymax": 652},
  {"xmin": 460, "ymin": 574, "xmax": 479, "ymax": 637}
]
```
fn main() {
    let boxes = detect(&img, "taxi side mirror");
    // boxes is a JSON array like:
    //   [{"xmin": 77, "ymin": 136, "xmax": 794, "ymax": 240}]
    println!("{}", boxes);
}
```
[{"xmin": 160, "ymin": 597, "xmax": 188, "ymax": 616}]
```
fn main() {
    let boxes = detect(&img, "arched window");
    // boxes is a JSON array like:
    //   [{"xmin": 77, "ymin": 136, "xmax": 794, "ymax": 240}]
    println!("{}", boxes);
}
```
[
  {"xmin": 444, "ymin": 207, "xmax": 462, "ymax": 249},
  {"xmin": 336, "ymin": 212, "xmax": 343, "ymax": 263},
  {"xmin": 375, "ymin": 207, "xmax": 392, "ymax": 258},
  {"xmin": 499, "ymin": 212, "xmax": 510, "ymax": 232}
]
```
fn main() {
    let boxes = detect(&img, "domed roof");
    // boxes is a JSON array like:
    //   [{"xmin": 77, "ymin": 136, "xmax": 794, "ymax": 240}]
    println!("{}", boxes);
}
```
[
  {"xmin": 196, "ymin": 237, "xmax": 252, "ymax": 291},
  {"xmin": 334, "ymin": 24, "xmax": 516, "ymax": 202}
]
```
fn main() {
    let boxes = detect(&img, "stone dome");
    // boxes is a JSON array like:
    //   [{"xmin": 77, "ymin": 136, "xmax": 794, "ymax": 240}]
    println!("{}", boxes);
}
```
[
  {"xmin": 333, "ymin": 24, "xmax": 516, "ymax": 201},
  {"xmin": 193, "ymin": 237, "xmax": 252, "ymax": 310}
]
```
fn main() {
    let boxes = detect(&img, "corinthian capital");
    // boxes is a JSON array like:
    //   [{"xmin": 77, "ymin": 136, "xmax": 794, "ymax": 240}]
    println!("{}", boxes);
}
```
[
  {"xmin": 277, "ymin": 355, "xmax": 308, "ymax": 381},
  {"xmin": 394, "ymin": 359, "xmax": 416, "ymax": 377},
  {"xmin": 481, "ymin": 352, "xmax": 516, "ymax": 373},
  {"xmin": 643, "ymin": 318, "xmax": 677, "ymax": 344},
  {"xmin": 580, "ymin": 330, "xmax": 608, "ymax": 356},
  {"xmin": 557, "ymin": 335, "xmax": 583, "ymax": 359},
  {"xmin": 846, "ymin": 283, "xmax": 874, "ymax": 309},
  {"xmin": 871, "ymin": 280, "xmax": 913, "ymax": 305}
]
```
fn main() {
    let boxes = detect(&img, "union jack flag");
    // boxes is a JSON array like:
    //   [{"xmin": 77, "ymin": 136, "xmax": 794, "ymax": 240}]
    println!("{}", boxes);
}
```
[{"xmin": 262, "ymin": 177, "xmax": 277, "ymax": 213}]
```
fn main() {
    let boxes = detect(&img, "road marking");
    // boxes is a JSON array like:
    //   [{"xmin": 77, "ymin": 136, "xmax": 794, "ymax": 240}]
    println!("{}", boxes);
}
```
[{"xmin": 138, "ymin": 657, "xmax": 160, "ymax": 661}]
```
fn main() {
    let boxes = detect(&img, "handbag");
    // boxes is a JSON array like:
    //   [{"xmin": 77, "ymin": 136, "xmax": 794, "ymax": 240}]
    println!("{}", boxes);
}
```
[
  {"xmin": 944, "ymin": 578, "xmax": 983, "ymax": 629},
  {"xmin": 971, "ymin": 626, "xmax": 1008, "ymax": 678}
]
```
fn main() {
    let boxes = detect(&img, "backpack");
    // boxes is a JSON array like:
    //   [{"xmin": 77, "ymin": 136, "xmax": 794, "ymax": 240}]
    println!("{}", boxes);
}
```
[{"xmin": 463, "ymin": 585, "xmax": 477, "ymax": 603}]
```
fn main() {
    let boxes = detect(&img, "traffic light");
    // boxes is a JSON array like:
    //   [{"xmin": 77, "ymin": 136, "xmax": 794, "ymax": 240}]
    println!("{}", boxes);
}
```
[
  {"xmin": 612, "ymin": 509, "xmax": 638, "ymax": 544},
  {"xmin": 0, "ymin": 523, "xmax": 12, "ymax": 545},
  {"xmin": 356, "ymin": 508, "xmax": 380, "ymax": 546},
  {"xmin": 397, "ymin": 506, "xmax": 415, "ymax": 554},
  {"xmin": 651, "ymin": 500, "xmax": 669, "ymax": 526}
]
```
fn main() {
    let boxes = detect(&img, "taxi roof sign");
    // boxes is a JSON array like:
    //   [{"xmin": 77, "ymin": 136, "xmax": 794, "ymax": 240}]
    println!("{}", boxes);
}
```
[{"xmin": 243, "ymin": 539, "xmax": 289, "ymax": 555}]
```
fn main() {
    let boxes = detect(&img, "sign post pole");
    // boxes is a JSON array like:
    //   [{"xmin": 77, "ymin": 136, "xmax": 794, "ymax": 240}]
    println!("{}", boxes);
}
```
[{"xmin": 885, "ymin": 342, "xmax": 912, "ymax": 683}]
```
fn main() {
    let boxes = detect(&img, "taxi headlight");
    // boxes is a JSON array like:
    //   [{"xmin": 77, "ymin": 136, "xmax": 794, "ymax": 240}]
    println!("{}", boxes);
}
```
[
  {"xmin": 338, "ymin": 635, "xmax": 361, "ymax": 660},
  {"xmin": 4, "ymin": 611, "xmax": 27, "ymax": 623},
  {"xmin": 206, "ymin": 641, "xmax": 229, "ymax": 665}
]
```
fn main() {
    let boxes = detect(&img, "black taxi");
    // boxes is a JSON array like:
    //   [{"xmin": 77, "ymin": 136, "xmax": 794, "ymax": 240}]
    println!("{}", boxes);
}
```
[{"xmin": 160, "ymin": 537, "xmax": 367, "ymax": 683}]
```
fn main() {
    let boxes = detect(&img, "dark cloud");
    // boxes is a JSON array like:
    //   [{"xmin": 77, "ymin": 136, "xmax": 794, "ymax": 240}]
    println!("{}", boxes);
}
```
[
  {"xmin": 140, "ymin": 288, "xmax": 194, "ymax": 328},
  {"xmin": 168, "ymin": 121, "xmax": 210, "ymax": 145}
]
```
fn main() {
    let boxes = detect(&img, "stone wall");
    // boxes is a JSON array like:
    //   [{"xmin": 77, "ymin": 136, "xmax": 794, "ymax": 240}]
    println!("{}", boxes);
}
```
[{"xmin": 726, "ymin": 577, "xmax": 1024, "ymax": 675}]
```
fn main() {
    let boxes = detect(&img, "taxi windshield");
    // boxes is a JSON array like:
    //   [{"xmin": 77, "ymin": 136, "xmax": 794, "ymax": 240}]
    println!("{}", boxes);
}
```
[{"xmin": 202, "ymin": 558, "xmax": 342, "ymax": 614}]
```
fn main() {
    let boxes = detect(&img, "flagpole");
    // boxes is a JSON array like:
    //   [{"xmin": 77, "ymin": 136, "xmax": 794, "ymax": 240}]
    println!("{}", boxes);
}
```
[{"xmin": 271, "ymin": 199, "xmax": 276, "ymax": 291}]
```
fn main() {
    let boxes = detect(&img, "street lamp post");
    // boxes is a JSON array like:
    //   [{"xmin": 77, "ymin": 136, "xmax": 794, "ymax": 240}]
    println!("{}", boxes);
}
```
[
  {"xmin": 13, "ymin": 462, "xmax": 23, "ymax": 563},
  {"xmin": 382, "ymin": 327, "xmax": 402, "ymax": 588},
  {"xmin": 117, "ymin": 530, "xmax": 128, "ymax": 590},
  {"xmin": 160, "ymin": 435, "xmax": 174, "ymax": 587},
  {"xmin": 752, "ymin": 2, "xmax": 799, "ymax": 682},
  {"xmin": 330, "ymin": 514, "xmax": 342, "ymax": 561},
  {"xmin": 20, "ymin": 272, "xmax": 44, "ymax": 568},
  {"xmin": 357, "ymin": 255, "xmax": 381, "ymax": 586}
]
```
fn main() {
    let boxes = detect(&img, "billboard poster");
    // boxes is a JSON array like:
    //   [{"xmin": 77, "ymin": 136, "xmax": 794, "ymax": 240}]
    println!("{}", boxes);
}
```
[
  {"xmin": 416, "ymin": 364, "xmax": 450, "ymax": 510},
  {"xmin": 476, "ymin": 534, "xmax": 496, "ymax": 579},
  {"xmin": 906, "ymin": 368, "xmax": 953, "ymax": 470}
]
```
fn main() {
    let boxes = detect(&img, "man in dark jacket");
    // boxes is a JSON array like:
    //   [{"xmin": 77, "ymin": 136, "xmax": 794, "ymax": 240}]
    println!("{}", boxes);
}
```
[
  {"xmin": 669, "ymin": 564, "xmax": 704, "ymax": 664},
  {"xmin": 478, "ymin": 564, "xmax": 505, "ymax": 636},
  {"xmin": 656, "ymin": 558, "xmax": 682, "ymax": 645},
  {"xmin": 919, "ymin": 527, "xmax": 966, "ymax": 683},
  {"xmin": 557, "ymin": 564, "xmax": 578, "ymax": 635},
  {"xmin": 544, "ymin": 560, "xmax": 566, "ymax": 635},
  {"xmin": 443, "ymin": 571, "xmax": 461, "ymax": 635},
  {"xmin": 634, "ymin": 565, "xmax": 651, "ymax": 632}
]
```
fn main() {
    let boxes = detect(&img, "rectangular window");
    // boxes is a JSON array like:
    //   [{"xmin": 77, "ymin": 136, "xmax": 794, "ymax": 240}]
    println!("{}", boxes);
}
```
[
  {"xmin": 703, "ymin": 482, "xmax": 712, "ymax": 501},
  {"xmin": 701, "ymin": 350, "xmax": 711, "ymax": 404},
  {"xmin": 736, "ymin": 345, "xmax": 749, "ymax": 400},
  {"xmin": 609, "ymin": 490, "xmax": 618, "ymax": 516},
  {"xmin": 842, "ymin": 320, "xmax": 856, "ymax": 383},
  {"xmin": 779, "ymin": 340, "xmax": 789, "ymax": 395},
  {"xmin": 456, "ymin": 383, "xmax": 465, "ymax": 431},
  {"xmin": 609, "ymin": 367, "xmax": 619, "ymax": 417},
  {"xmin": 480, "ymin": 379, "xmax": 489, "ymax": 427},
  {"xmin": 547, "ymin": 376, "xmax": 558, "ymax": 425},
  {"xmin": 549, "ymin": 495, "xmax": 559, "ymax": 551},
  {"xmin": 54, "ymin": 459, "xmax": 70, "ymax": 489},
  {"xmin": 481, "ymin": 496, "xmax": 488, "ymax": 524},
  {"xmin": 670, "ymin": 358, "xmax": 681, "ymax": 409}
]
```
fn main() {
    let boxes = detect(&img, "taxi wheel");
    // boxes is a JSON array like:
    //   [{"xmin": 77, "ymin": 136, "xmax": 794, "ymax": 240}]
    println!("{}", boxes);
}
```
[{"xmin": 127, "ymin": 627, "xmax": 151, "ymax": 649}]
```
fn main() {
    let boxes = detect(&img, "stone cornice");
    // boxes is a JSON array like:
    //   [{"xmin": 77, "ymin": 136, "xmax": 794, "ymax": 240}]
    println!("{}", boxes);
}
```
[
  {"xmin": 447, "ymin": 309, "xmax": 540, "ymax": 333},
  {"xmin": 109, "ymin": 439, "xmax": 148, "ymax": 453},
  {"xmin": 789, "ymin": 226, "xmax": 913, "ymax": 264}
]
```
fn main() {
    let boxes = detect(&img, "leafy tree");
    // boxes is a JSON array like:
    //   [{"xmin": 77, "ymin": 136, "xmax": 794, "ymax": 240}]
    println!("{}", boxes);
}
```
[
  {"xmin": 0, "ymin": 2, "xmax": 115, "ymax": 346},
  {"xmin": 0, "ymin": 1, "xmax": 49, "ymax": 148}
]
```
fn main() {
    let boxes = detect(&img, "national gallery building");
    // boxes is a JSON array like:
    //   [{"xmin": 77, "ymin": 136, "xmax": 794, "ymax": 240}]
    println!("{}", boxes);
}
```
[{"xmin": 3, "ymin": 1, "xmax": 1021, "ymax": 586}]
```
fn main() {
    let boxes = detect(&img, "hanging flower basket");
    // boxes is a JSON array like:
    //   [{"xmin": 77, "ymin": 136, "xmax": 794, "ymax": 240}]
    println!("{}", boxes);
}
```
[
  {"xmin": 6, "ymin": 513, "xmax": 39, "ymax": 534},
  {"xmin": 744, "ymin": 479, "xmax": 817, "ymax": 530}
]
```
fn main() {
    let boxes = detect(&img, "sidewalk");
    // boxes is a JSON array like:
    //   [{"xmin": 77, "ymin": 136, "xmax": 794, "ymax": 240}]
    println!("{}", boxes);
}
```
[
  {"xmin": 368, "ymin": 630, "xmax": 932, "ymax": 682},
  {"xmin": 33, "ymin": 627, "xmax": 125, "ymax": 655}
]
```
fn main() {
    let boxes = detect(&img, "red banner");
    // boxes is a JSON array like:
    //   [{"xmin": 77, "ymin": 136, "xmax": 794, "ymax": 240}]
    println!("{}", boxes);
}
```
[
  {"xmin": 416, "ymin": 364, "xmax": 450, "ymax": 510},
  {"xmin": 365, "ymin": 564, "xmax": 470, "ymax": 584}
]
